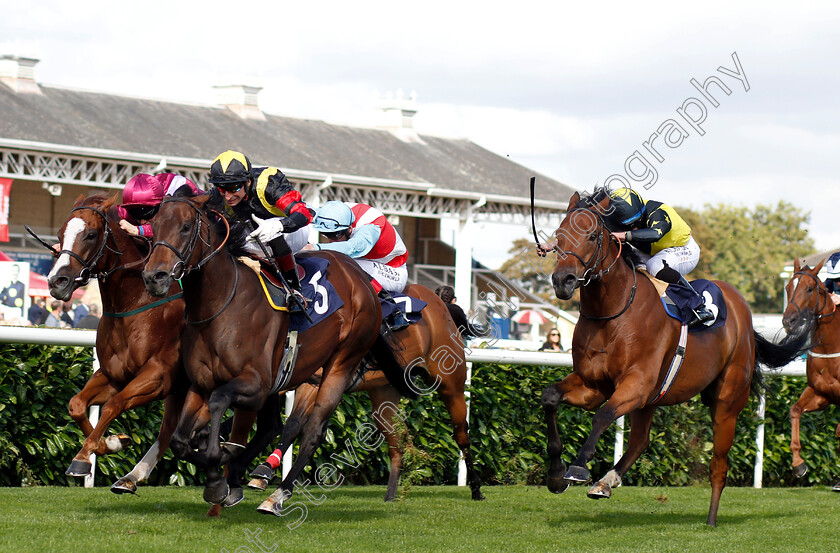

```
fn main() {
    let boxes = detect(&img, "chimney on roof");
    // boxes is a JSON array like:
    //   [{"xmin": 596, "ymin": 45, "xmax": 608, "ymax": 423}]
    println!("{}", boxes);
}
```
[
  {"xmin": 213, "ymin": 81, "xmax": 266, "ymax": 121},
  {"xmin": 375, "ymin": 89, "xmax": 423, "ymax": 143},
  {"xmin": 0, "ymin": 54, "xmax": 42, "ymax": 94}
]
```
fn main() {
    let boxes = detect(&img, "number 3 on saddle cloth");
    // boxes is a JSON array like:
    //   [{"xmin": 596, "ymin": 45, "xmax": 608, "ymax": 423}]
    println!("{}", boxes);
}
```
[
  {"xmin": 661, "ymin": 278, "xmax": 728, "ymax": 332},
  {"xmin": 250, "ymin": 256, "xmax": 428, "ymax": 332}
]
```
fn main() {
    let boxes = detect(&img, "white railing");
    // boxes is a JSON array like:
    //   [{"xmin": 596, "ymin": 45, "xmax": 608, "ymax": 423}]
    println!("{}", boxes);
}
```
[{"xmin": 0, "ymin": 326, "xmax": 806, "ymax": 489}]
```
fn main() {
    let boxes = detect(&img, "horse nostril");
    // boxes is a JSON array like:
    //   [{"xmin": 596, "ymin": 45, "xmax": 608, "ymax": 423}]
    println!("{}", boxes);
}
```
[{"xmin": 153, "ymin": 271, "xmax": 168, "ymax": 283}]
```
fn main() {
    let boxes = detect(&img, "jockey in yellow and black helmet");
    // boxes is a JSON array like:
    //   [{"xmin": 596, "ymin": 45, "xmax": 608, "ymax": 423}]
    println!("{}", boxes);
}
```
[
  {"xmin": 606, "ymin": 187, "xmax": 714, "ymax": 327},
  {"xmin": 208, "ymin": 150, "xmax": 314, "ymax": 298}
]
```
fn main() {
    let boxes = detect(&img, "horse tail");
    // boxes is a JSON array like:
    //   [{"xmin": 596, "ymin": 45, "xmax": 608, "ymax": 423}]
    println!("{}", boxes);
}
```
[
  {"xmin": 369, "ymin": 331, "xmax": 420, "ymax": 400},
  {"xmin": 751, "ymin": 329, "xmax": 809, "ymax": 395}
]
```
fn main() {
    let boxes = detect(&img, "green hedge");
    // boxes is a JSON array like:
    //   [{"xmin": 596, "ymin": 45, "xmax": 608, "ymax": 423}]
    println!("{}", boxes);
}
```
[{"xmin": 1, "ymin": 344, "xmax": 838, "ymax": 488}]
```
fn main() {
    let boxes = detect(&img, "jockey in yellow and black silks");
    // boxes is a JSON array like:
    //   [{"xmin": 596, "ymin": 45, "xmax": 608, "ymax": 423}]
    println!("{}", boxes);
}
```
[
  {"xmin": 207, "ymin": 150, "xmax": 313, "ymax": 299},
  {"xmin": 606, "ymin": 187, "xmax": 714, "ymax": 327}
]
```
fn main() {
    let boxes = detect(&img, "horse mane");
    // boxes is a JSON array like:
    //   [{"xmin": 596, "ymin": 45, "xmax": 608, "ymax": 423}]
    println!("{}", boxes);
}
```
[{"xmin": 578, "ymin": 186, "xmax": 610, "ymax": 210}]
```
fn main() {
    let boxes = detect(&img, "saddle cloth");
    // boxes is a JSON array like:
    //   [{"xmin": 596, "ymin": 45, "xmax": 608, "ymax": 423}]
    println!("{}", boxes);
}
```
[
  {"xmin": 380, "ymin": 292, "xmax": 427, "ymax": 325},
  {"xmin": 639, "ymin": 269, "xmax": 727, "ymax": 331}
]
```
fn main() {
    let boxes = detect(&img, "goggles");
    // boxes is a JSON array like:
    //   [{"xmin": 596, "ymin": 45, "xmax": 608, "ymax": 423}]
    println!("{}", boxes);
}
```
[
  {"xmin": 215, "ymin": 182, "xmax": 245, "ymax": 193},
  {"xmin": 125, "ymin": 204, "xmax": 159, "ymax": 221}
]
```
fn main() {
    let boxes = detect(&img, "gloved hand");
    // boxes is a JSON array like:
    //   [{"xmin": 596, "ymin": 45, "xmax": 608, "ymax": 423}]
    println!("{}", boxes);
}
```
[{"xmin": 247, "ymin": 214, "xmax": 285, "ymax": 243}]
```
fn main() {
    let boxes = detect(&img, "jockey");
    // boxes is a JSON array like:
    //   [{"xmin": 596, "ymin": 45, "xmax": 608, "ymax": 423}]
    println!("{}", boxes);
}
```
[
  {"xmin": 824, "ymin": 251, "xmax": 840, "ymax": 305},
  {"xmin": 118, "ymin": 173, "xmax": 202, "ymax": 237},
  {"xmin": 606, "ymin": 187, "xmax": 715, "ymax": 327},
  {"xmin": 207, "ymin": 150, "xmax": 312, "ymax": 299},
  {"xmin": 309, "ymin": 201, "xmax": 410, "ymax": 331}
]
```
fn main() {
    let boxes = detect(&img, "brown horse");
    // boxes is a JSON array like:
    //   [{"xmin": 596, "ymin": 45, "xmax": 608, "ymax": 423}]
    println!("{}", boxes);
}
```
[
  {"xmin": 782, "ymin": 258, "xmax": 840, "ymax": 489},
  {"xmin": 142, "ymin": 193, "xmax": 387, "ymax": 508},
  {"xmin": 248, "ymin": 283, "xmax": 483, "ymax": 511},
  {"xmin": 46, "ymin": 193, "xmax": 187, "ymax": 491},
  {"xmin": 540, "ymin": 190, "xmax": 807, "ymax": 526}
]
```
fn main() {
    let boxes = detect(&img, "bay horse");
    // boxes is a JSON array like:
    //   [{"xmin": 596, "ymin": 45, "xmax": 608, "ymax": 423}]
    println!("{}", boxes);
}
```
[
  {"xmin": 141, "ymin": 193, "xmax": 387, "ymax": 508},
  {"xmin": 247, "ymin": 282, "xmax": 484, "ymax": 512},
  {"xmin": 541, "ymin": 190, "xmax": 808, "ymax": 526},
  {"xmin": 782, "ymin": 258, "xmax": 840, "ymax": 489},
  {"xmin": 46, "ymin": 193, "xmax": 187, "ymax": 492}
]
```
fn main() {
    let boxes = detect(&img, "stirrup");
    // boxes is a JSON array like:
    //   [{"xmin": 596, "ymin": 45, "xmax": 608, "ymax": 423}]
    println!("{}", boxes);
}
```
[
  {"xmin": 387, "ymin": 311, "xmax": 410, "ymax": 332},
  {"xmin": 288, "ymin": 288, "xmax": 307, "ymax": 312},
  {"xmin": 689, "ymin": 306, "xmax": 715, "ymax": 327}
]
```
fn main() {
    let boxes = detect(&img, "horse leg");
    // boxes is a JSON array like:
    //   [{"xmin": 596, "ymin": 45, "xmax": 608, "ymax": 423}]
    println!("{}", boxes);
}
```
[
  {"xmin": 541, "ymin": 372, "xmax": 607, "ymax": 491},
  {"xmin": 564, "ymin": 377, "xmax": 651, "ymax": 484},
  {"xmin": 366, "ymin": 385, "xmax": 405, "ymax": 502},
  {"xmin": 435, "ymin": 377, "xmax": 484, "ymax": 500},
  {"xmin": 705, "ymin": 368, "xmax": 751, "ymax": 527},
  {"xmin": 169, "ymin": 387, "xmax": 211, "ymax": 466},
  {"xmin": 258, "ymin": 366, "xmax": 354, "ymax": 516},
  {"xmin": 248, "ymin": 386, "xmax": 318, "ymax": 489},
  {"xmin": 67, "ymin": 364, "xmax": 169, "ymax": 476},
  {"xmin": 65, "ymin": 371, "xmax": 120, "ymax": 476},
  {"xmin": 790, "ymin": 386, "xmax": 828, "ymax": 478},
  {"xmin": 111, "ymin": 390, "xmax": 187, "ymax": 494},
  {"xmin": 588, "ymin": 406, "xmax": 656, "ymax": 499}
]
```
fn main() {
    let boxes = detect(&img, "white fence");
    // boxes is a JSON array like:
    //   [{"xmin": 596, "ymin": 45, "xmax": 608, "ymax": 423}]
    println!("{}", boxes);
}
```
[{"xmin": 0, "ymin": 326, "xmax": 806, "ymax": 489}]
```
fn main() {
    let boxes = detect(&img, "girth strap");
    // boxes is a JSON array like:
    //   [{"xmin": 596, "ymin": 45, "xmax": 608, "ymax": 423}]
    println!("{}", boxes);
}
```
[
  {"xmin": 103, "ymin": 292, "xmax": 184, "ymax": 318},
  {"xmin": 651, "ymin": 323, "xmax": 689, "ymax": 404}
]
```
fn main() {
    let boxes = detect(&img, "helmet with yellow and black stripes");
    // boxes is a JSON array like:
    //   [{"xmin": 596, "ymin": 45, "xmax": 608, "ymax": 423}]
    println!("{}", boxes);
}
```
[
  {"xmin": 209, "ymin": 150, "xmax": 252, "ymax": 187},
  {"xmin": 607, "ymin": 187, "xmax": 645, "ymax": 230}
]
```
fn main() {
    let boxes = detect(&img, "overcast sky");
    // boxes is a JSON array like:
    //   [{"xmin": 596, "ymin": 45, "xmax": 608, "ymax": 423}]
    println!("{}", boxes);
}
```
[{"xmin": 3, "ymin": 1, "xmax": 838, "ymax": 268}]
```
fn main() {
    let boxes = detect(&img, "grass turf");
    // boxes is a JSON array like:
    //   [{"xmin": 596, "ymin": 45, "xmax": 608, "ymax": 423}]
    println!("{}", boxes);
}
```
[{"xmin": 1, "ymin": 484, "xmax": 838, "ymax": 553}]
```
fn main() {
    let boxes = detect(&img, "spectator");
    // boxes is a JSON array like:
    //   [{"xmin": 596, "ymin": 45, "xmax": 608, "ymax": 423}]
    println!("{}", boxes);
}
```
[
  {"xmin": 59, "ymin": 302, "xmax": 74, "ymax": 327},
  {"xmin": 539, "ymin": 329, "xmax": 564, "ymax": 352},
  {"xmin": 435, "ymin": 285, "xmax": 487, "ymax": 339},
  {"xmin": 76, "ymin": 303, "xmax": 101, "ymax": 330},
  {"xmin": 44, "ymin": 300, "xmax": 62, "ymax": 328},
  {"xmin": 28, "ymin": 297, "xmax": 48, "ymax": 325},
  {"xmin": 72, "ymin": 300, "xmax": 89, "ymax": 327}
]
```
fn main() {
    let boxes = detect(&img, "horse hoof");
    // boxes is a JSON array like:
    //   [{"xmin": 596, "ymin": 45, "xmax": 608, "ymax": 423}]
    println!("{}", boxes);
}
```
[
  {"xmin": 257, "ymin": 489, "xmax": 291, "ymax": 516},
  {"xmin": 547, "ymin": 475, "xmax": 570, "ymax": 494},
  {"xmin": 223, "ymin": 487, "xmax": 244, "ymax": 508},
  {"xmin": 587, "ymin": 482, "xmax": 612, "ymax": 499},
  {"xmin": 110, "ymin": 478, "xmax": 137, "ymax": 495},
  {"xmin": 220, "ymin": 441, "xmax": 246, "ymax": 456},
  {"xmin": 471, "ymin": 490, "xmax": 486, "ymax": 501},
  {"xmin": 563, "ymin": 465, "xmax": 591, "ymax": 483},
  {"xmin": 793, "ymin": 463, "xmax": 809, "ymax": 478},
  {"xmin": 65, "ymin": 459, "xmax": 92, "ymax": 477},
  {"xmin": 203, "ymin": 481, "xmax": 230, "ymax": 505},
  {"xmin": 249, "ymin": 463, "xmax": 275, "ymax": 482},
  {"xmin": 247, "ymin": 478, "xmax": 269, "ymax": 491}
]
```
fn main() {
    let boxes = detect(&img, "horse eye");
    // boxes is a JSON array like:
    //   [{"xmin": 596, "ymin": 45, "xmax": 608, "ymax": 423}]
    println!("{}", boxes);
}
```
[
  {"xmin": 85, "ymin": 231, "xmax": 97, "ymax": 240},
  {"xmin": 181, "ymin": 223, "xmax": 191, "ymax": 233},
  {"xmin": 589, "ymin": 231, "xmax": 598, "ymax": 241}
]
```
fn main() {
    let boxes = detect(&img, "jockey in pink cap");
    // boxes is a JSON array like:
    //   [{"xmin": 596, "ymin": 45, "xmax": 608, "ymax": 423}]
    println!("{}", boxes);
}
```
[{"xmin": 118, "ymin": 173, "xmax": 202, "ymax": 237}]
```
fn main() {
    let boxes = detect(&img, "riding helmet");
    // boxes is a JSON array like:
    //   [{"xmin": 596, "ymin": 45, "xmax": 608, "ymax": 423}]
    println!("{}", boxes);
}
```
[
  {"xmin": 607, "ymin": 187, "xmax": 645, "ymax": 229},
  {"xmin": 313, "ymin": 201, "xmax": 355, "ymax": 233},
  {"xmin": 209, "ymin": 150, "xmax": 252, "ymax": 185},
  {"xmin": 122, "ymin": 174, "xmax": 165, "ymax": 207}
]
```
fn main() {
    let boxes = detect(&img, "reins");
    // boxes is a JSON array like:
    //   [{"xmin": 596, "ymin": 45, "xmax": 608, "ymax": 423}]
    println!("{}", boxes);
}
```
[
  {"xmin": 553, "ymin": 208, "xmax": 637, "ymax": 321},
  {"xmin": 789, "ymin": 270, "xmax": 839, "ymax": 360}
]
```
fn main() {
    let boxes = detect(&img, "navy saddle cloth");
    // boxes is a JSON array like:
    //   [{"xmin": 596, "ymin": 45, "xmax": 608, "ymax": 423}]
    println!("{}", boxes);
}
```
[
  {"xmin": 662, "ymin": 279, "xmax": 727, "ymax": 331},
  {"xmin": 380, "ymin": 292, "xmax": 427, "ymax": 325}
]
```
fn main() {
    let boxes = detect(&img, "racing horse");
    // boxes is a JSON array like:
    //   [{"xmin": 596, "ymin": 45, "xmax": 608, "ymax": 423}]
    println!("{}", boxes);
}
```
[
  {"xmin": 141, "ymin": 192, "xmax": 386, "ymax": 508},
  {"xmin": 782, "ymin": 258, "xmax": 840, "ymax": 488},
  {"xmin": 45, "ymin": 193, "xmax": 187, "ymax": 491},
  {"xmin": 247, "ymin": 282, "xmax": 484, "ymax": 513},
  {"xmin": 540, "ymin": 190, "xmax": 808, "ymax": 526}
]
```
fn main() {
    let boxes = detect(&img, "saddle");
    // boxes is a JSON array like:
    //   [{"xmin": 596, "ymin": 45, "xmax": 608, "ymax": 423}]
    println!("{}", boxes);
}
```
[{"xmin": 639, "ymin": 268, "xmax": 727, "ymax": 331}]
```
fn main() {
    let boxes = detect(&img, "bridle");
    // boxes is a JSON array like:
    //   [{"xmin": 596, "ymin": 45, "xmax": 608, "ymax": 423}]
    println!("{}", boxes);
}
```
[
  {"xmin": 788, "ymin": 270, "xmax": 835, "ymax": 324},
  {"xmin": 150, "ymin": 197, "xmax": 235, "ymax": 325},
  {"xmin": 552, "ymin": 207, "xmax": 637, "ymax": 321},
  {"xmin": 54, "ymin": 206, "xmax": 126, "ymax": 285}
]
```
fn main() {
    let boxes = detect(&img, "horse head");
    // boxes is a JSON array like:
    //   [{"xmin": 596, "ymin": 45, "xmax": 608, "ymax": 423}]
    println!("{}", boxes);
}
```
[
  {"xmin": 782, "ymin": 257, "xmax": 830, "ymax": 337},
  {"xmin": 48, "ymin": 193, "xmax": 119, "ymax": 300},
  {"xmin": 142, "ymin": 193, "xmax": 217, "ymax": 297},
  {"xmin": 550, "ymin": 191, "xmax": 616, "ymax": 300}
]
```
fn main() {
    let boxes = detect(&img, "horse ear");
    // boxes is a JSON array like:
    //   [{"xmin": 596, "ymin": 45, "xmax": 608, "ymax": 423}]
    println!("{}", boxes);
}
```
[
  {"xmin": 72, "ymin": 194, "xmax": 86, "ymax": 208},
  {"xmin": 568, "ymin": 192, "xmax": 580, "ymax": 210},
  {"xmin": 814, "ymin": 257, "xmax": 826, "ymax": 275},
  {"xmin": 793, "ymin": 258, "xmax": 801, "ymax": 272},
  {"xmin": 102, "ymin": 194, "xmax": 118, "ymax": 210}
]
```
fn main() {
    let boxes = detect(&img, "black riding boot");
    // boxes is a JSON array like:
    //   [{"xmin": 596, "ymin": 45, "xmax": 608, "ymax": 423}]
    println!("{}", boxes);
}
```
[
  {"xmin": 269, "ymin": 236, "xmax": 305, "ymax": 310},
  {"xmin": 378, "ymin": 289, "xmax": 410, "ymax": 332}
]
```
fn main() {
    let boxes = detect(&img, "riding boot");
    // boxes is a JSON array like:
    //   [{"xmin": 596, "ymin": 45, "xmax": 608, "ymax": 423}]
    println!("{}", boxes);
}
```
[
  {"xmin": 378, "ymin": 289, "xmax": 410, "ymax": 332},
  {"xmin": 676, "ymin": 275, "xmax": 715, "ymax": 327},
  {"xmin": 269, "ymin": 236, "xmax": 306, "ymax": 310}
]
